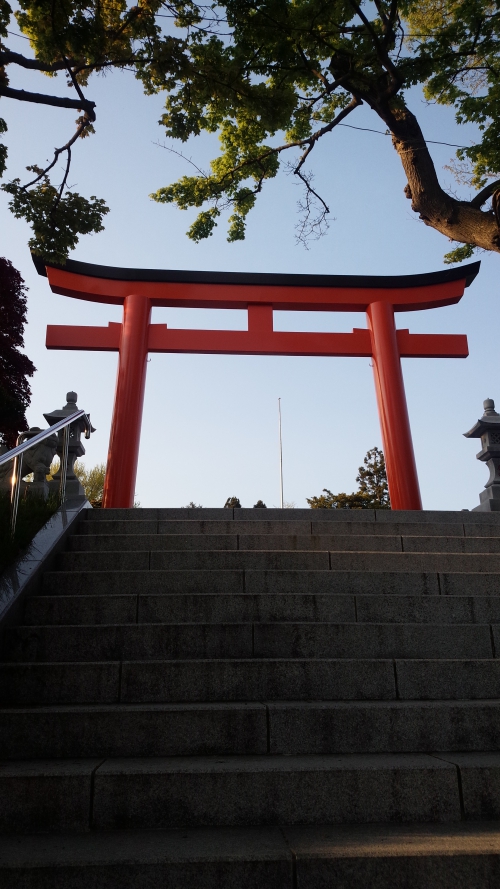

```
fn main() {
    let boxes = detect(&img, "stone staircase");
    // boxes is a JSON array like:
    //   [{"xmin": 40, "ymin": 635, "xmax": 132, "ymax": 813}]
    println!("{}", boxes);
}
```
[{"xmin": 2, "ymin": 507, "xmax": 500, "ymax": 886}]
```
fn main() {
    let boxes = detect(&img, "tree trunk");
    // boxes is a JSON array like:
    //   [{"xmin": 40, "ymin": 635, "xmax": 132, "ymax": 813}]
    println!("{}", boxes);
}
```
[{"xmin": 372, "ymin": 101, "xmax": 500, "ymax": 254}]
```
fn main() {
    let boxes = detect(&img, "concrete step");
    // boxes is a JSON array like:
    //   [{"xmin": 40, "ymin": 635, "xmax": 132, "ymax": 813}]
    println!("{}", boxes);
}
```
[
  {"xmin": 24, "ymin": 592, "xmax": 356, "ymax": 625},
  {"xmin": 0, "ymin": 658, "xmax": 396, "ymax": 705},
  {"xmin": 24, "ymin": 592, "xmax": 500, "ymax": 626},
  {"xmin": 42, "ymin": 568, "xmax": 500, "ymax": 599},
  {"xmin": 120, "ymin": 658, "xmax": 500, "ymax": 705},
  {"xmin": 252, "ymin": 622, "xmax": 493, "ymax": 659},
  {"xmin": 3, "ymin": 657, "xmax": 500, "ymax": 707},
  {"xmin": 68, "ymin": 533, "xmax": 408, "ymax": 552},
  {"xmin": 68, "ymin": 533, "xmax": 500, "ymax": 554},
  {"xmin": 2, "ymin": 822, "xmax": 500, "ymax": 889},
  {"xmin": 24, "ymin": 594, "xmax": 139, "ymax": 625},
  {"xmin": 78, "ymin": 517, "xmax": 500, "ymax": 538},
  {"xmin": 2, "ymin": 623, "xmax": 253, "ymax": 661},
  {"xmin": 0, "ymin": 703, "xmax": 267, "ymax": 759},
  {"xmin": 5, "ymin": 658, "xmax": 500, "ymax": 706},
  {"xmin": 0, "ymin": 753, "xmax": 463, "ymax": 832},
  {"xmin": 3, "ymin": 700, "xmax": 500, "ymax": 760},
  {"xmin": 3, "ymin": 621, "xmax": 494, "ymax": 662},
  {"xmin": 56, "ymin": 551, "xmax": 336, "ymax": 571},
  {"xmin": 0, "ymin": 825, "xmax": 293, "ymax": 889},
  {"xmin": 54, "ymin": 549, "xmax": 500, "ymax": 573},
  {"xmin": 42, "ymin": 569, "xmax": 444, "ymax": 598},
  {"xmin": 82, "ymin": 507, "xmax": 500, "ymax": 525},
  {"xmin": 77, "ymin": 752, "xmax": 464, "ymax": 828}
]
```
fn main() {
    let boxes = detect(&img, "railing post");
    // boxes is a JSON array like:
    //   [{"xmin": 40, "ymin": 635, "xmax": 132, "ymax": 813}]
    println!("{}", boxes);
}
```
[
  {"xmin": 10, "ymin": 452, "xmax": 23, "ymax": 537},
  {"xmin": 367, "ymin": 300, "xmax": 422, "ymax": 510},
  {"xmin": 103, "ymin": 294, "xmax": 151, "ymax": 509},
  {"xmin": 59, "ymin": 424, "xmax": 70, "ymax": 503}
]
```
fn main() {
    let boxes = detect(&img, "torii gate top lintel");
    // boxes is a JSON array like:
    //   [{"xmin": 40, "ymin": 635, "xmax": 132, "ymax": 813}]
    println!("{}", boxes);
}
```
[
  {"xmin": 34, "ymin": 253, "xmax": 480, "ymax": 512},
  {"xmin": 33, "ymin": 254, "xmax": 480, "ymax": 313}
]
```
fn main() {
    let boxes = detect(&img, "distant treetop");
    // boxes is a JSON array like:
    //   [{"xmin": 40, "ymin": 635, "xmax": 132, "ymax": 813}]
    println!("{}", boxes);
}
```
[{"xmin": 307, "ymin": 447, "xmax": 390, "ymax": 510}]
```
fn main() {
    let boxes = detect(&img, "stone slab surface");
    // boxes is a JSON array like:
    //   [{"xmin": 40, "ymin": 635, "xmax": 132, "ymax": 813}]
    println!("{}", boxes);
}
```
[
  {"xmin": 435, "ymin": 753, "xmax": 500, "ymax": 820},
  {"xmin": 3, "ymin": 823, "xmax": 500, "ymax": 889},
  {"xmin": 43, "ymin": 570, "xmax": 246, "ymax": 597},
  {"xmin": 267, "ymin": 701, "xmax": 500, "ymax": 754},
  {"xmin": 24, "ymin": 595, "xmax": 137, "ymax": 626},
  {"xmin": 120, "ymin": 658, "xmax": 396, "ymax": 703},
  {"xmin": 289, "ymin": 821, "xmax": 500, "ymax": 889},
  {"xmin": 0, "ymin": 703, "xmax": 267, "ymax": 759},
  {"xmin": 0, "ymin": 662, "xmax": 120, "ymax": 705},
  {"xmin": 0, "ymin": 759, "xmax": 102, "ymax": 833},
  {"xmin": 137, "ymin": 592, "xmax": 357, "ymax": 624},
  {"xmin": 0, "ymin": 827, "xmax": 292, "ymax": 889},
  {"xmin": 2, "ymin": 623, "xmax": 254, "ymax": 662},
  {"xmin": 92, "ymin": 753, "xmax": 460, "ymax": 828},
  {"xmin": 356, "ymin": 594, "xmax": 500, "ymax": 623},
  {"xmin": 244, "ymin": 570, "xmax": 440, "ymax": 596},
  {"xmin": 253, "ymin": 622, "xmax": 493, "ymax": 659},
  {"xmin": 395, "ymin": 659, "xmax": 500, "ymax": 700}
]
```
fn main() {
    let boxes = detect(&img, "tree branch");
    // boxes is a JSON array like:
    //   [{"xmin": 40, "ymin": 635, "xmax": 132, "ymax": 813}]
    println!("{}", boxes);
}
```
[
  {"xmin": 377, "ymin": 101, "xmax": 500, "ymax": 253},
  {"xmin": 470, "ymin": 179, "xmax": 500, "ymax": 209},
  {"xmin": 210, "ymin": 95, "xmax": 361, "ymax": 189},
  {"xmin": 0, "ymin": 85, "xmax": 96, "ymax": 119},
  {"xmin": 23, "ymin": 115, "xmax": 92, "ymax": 189},
  {"xmin": 0, "ymin": 49, "xmax": 74, "ymax": 71},
  {"xmin": 348, "ymin": 0, "xmax": 401, "ymax": 87}
]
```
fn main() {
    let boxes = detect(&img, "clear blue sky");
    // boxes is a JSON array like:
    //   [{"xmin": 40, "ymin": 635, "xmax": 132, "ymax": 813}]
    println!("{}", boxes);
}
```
[{"xmin": 1, "ymin": 43, "xmax": 498, "ymax": 509}]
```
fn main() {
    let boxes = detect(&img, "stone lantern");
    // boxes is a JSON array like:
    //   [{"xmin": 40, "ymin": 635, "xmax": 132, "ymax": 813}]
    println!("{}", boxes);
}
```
[
  {"xmin": 464, "ymin": 398, "xmax": 500, "ymax": 511},
  {"xmin": 44, "ymin": 391, "xmax": 95, "ymax": 499}
]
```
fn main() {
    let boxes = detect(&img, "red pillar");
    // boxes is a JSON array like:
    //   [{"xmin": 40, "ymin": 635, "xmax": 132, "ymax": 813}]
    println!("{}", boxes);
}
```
[
  {"xmin": 103, "ymin": 294, "xmax": 151, "ymax": 508},
  {"xmin": 367, "ymin": 300, "xmax": 422, "ymax": 510}
]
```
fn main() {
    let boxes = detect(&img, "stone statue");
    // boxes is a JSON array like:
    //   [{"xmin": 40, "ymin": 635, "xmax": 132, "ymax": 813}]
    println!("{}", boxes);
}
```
[
  {"xmin": 0, "ymin": 429, "xmax": 58, "ymax": 498},
  {"xmin": 44, "ymin": 392, "xmax": 95, "ymax": 499}
]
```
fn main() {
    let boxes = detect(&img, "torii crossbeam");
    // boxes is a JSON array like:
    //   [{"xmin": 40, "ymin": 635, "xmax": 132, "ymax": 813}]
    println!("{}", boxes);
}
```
[{"xmin": 34, "ymin": 255, "xmax": 480, "ymax": 510}]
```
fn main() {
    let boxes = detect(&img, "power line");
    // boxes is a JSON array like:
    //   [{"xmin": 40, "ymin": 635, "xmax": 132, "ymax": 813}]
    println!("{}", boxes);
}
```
[{"xmin": 337, "ymin": 122, "xmax": 468, "ymax": 149}]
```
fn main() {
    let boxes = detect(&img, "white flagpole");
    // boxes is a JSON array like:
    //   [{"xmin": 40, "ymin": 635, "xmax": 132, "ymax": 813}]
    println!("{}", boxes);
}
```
[{"xmin": 278, "ymin": 397, "xmax": 284, "ymax": 509}]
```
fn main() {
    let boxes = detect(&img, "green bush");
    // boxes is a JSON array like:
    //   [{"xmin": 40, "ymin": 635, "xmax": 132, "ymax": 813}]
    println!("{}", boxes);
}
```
[{"xmin": 0, "ymin": 491, "xmax": 59, "ymax": 574}]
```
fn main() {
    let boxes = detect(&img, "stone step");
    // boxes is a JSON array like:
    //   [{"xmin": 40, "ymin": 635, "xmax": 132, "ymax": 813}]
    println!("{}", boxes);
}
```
[
  {"xmin": 0, "ymin": 753, "xmax": 463, "ymax": 832},
  {"xmin": 2, "ymin": 822, "xmax": 500, "ymax": 889},
  {"xmin": 3, "ymin": 700, "xmax": 500, "ymax": 759},
  {"xmin": 83, "ymin": 507, "xmax": 500, "ymax": 524},
  {"xmin": 79, "ymin": 518, "xmax": 490, "ymax": 537},
  {"xmin": 54, "ymin": 549, "xmax": 500, "ymax": 573},
  {"xmin": 0, "ymin": 658, "xmax": 395, "ymax": 705},
  {"xmin": 68, "ymin": 533, "xmax": 500, "ymax": 554},
  {"xmin": 42, "ymin": 569, "xmax": 500, "ymax": 598},
  {"xmin": 24, "ymin": 592, "xmax": 355, "ymax": 625},
  {"xmin": 68, "ymin": 533, "xmax": 409, "ymax": 553},
  {"xmin": 42, "ymin": 569, "xmax": 445, "ymax": 598},
  {"xmin": 24, "ymin": 592, "xmax": 500, "ymax": 626},
  {"xmin": 0, "ymin": 703, "xmax": 268, "ymax": 759},
  {"xmin": 3, "ymin": 622, "xmax": 494, "ymax": 662},
  {"xmin": 3, "ymin": 658, "xmax": 500, "ymax": 707}
]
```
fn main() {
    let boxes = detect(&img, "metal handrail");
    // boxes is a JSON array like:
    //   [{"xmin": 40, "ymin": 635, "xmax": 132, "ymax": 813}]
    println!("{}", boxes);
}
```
[
  {"xmin": 1, "ymin": 410, "xmax": 92, "ymax": 536},
  {"xmin": 0, "ymin": 411, "xmax": 91, "ymax": 467}
]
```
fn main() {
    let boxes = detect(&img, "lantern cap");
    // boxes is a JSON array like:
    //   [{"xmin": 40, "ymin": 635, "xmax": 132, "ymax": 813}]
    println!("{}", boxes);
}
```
[
  {"xmin": 464, "ymin": 399, "xmax": 500, "ymax": 438},
  {"xmin": 43, "ymin": 392, "xmax": 96, "ymax": 433}
]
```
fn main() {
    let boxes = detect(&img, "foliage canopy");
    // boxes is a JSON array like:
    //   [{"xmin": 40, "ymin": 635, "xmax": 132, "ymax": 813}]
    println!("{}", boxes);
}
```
[
  {"xmin": 1, "ymin": 0, "xmax": 499, "ymax": 260},
  {"xmin": 0, "ymin": 257, "xmax": 36, "ymax": 448},
  {"xmin": 307, "ymin": 446, "xmax": 390, "ymax": 509}
]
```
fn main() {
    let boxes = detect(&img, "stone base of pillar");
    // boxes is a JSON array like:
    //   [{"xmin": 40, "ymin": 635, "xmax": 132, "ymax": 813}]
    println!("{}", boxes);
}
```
[
  {"xmin": 472, "ymin": 486, "xmax": 500, "ymax": 511},
  {"xmin": 47, "ymin": 478, "xmax": 85, "ymax": 499}
]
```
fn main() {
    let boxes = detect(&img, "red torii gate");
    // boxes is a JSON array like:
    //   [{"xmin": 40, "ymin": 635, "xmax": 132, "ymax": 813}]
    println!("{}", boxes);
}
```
[{"xmin": 34, "ymin": 256, "xmax": 480, "ymax": 511}]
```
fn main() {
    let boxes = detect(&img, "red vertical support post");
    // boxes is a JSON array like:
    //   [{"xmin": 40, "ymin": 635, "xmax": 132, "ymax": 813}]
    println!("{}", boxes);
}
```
[
  {"xmin": 103, "ymin": 293, "xmax": 151, "ymax": 508},
  {"xmin": 367, "ymin": 300, "xmax": 422, "ymax": 510}
]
